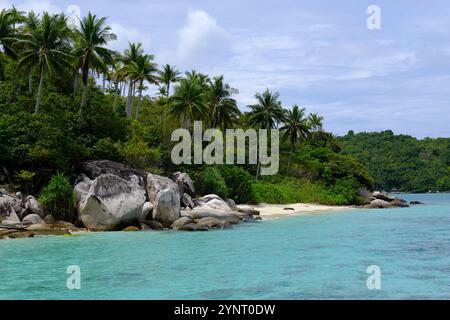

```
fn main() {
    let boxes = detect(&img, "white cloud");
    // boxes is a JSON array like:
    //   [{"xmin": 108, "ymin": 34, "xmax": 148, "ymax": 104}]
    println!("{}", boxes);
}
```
[
  {"xmin": 17, "ymin": 0, "xmax": 61, "ymax": 14},
  {"xmin": 175, "ymin": 9, "xmax": 228, "ymax": 63},
  {"xmin": 109, "ymin": 22, "xmax": 152, "ymax": 53}
]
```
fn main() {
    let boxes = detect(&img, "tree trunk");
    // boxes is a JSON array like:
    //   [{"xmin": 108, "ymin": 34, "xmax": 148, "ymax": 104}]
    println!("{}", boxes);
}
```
[
  {"xmin": 28, "ymin": 68, "xmax": 33, "ymax": 94},
  {"xmin": 135, "ymin": 80, "xmax": 143, "ymax": 120},
  {"xmin": 34, "ymin": 63, "xmax": 45, "ymax": 115},
  {"xmin": 80, "ymin": 56, "xmax": 90, "ymax": 111},
  {"xmin": 73, "ymin": 72, "xmax": 79, "ymax": 95},
  {"xmin": 113, "ymin": 81, "xmax": 119, "ymax": 112},
  {"xmin": 287, "ymin": 143, "xmax": 293, "ymax": 174},
  {"xmin": 126, "ymin": 79, "xmax": 133, "ymax": 117}
]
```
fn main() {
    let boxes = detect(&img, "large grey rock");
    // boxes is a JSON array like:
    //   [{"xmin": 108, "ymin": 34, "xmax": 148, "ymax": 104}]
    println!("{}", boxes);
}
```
[
  {"xmin": 170, "ymin": 172, "xmax": 195, "ymax": 197},
  {"xmin": 75, "ymin": 173, "xmax": 146, "ymax": 231},
  {"xmin": 179, "ymin": 223, "xmax": 209, "ymax": 232},
  {"xmin": 195, "ymin": 195, "xmax": 232, "ymax": 211},
  {"xmin": 76, "ymin": 160, "xmax": 147, "ymax": 188},
  {"xmin": 372, "ymin": 191, "xmax": 395, "ymax": 202},
  {"xmin": 226, "ymin": 199, "xmax": 238, "ymax": 211},
  {"xmin": 147, "ymin": 173, "xmax": 181, "ymax": 227},
  {"xmin": 0, "ymin": 196, "xmax": 20, "ymax": 224},
  {"xmin": 370, "ymin": 199, "xmax": 392, "ymax": 209},
  {"xmin": 181, "ymin": 208, "xmax": 240, "ymax": 220},
  {"xmin": 142, "ymin": 220, "xmax": 164, "ymax": 230},
  {"xmin": 23, "ymin": 214, "xmax": 45, "ymax": 225},
  {"xmin": 23, "ymin": 196, "xmax": 44, "ymax": 218}
]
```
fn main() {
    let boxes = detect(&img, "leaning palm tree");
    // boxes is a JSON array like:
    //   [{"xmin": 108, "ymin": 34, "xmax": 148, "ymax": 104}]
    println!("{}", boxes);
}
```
[
  {"xmin": 308, "ymin": 113, "xmax": 324, "ymax": 132},
  {"xmin": 170, "ymin": 78, "xmax": 208, "ymax": 130},
  {"xmin": 247, "ymin": 89, "xmax": 285, "ymax": 178},
  {"xmin": 281, "ymin": 105, "xmax": 311, "ymax": 173},
  {"xmin": 15, "ymin": 12, "xmax": 73, "ymax": 114},
  {"xmin": 127, "ymin": 54, "xmax": 157, "ymax": 119},
  {"xmin": 208, "ymin": 75, "xmax": 241, "ymax": 130},
  {"xmin": 74, "ymin": 12, "xmax": 116, "ymax": 111}
]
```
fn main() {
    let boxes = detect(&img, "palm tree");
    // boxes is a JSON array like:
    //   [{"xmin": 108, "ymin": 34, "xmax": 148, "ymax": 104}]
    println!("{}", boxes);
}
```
[
  {"xmin": 281, "ymin": 105, "xmax": 311, "ymax": 173},
  {"xmin": 158, "ymin": 64, "xmax": 181, "ymax": 97},
  {"xmin": 308, "ymin": 113, "xmax": 324, "ymax": 132},
  {"xmin": 19, "ymin": 11, "xmax": 41, "ymax": 94},
  {"xmin": 248, "ymin": 89, "xmax": 285, "ymax": 178},
  {"xmin": 74, "ymin": 12, "xmax": 116, "ymax": 111},
  {"xmin": 208, "ymin": 75, "xmax": 241, "ymax": 130},
  {"xmin": 0, "ymin": 8, "xmax": 20, "ymax": 64},
  {"xmin": 127, "ymin": 54, "xmax": 157, "ymax": 119},
  {"xmin": 170, "ymin": 78, "xmax": 208, "ymax": 129},
  {"xmin": 15, "ymin": 12, "xmax": 73, "ymax": 114},
  {"xmin": 121, "ymin": 42, "xmax": 143, "ymax": 117},
  {"xmin": 248, "ymin": 89, "xmax": 285, "ymax": 129}
]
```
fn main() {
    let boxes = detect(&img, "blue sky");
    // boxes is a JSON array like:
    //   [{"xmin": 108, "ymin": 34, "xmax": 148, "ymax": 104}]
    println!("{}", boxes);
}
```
[{"xmin": 2, "ymin": 0, "xmax": 450, "ymax": 138}]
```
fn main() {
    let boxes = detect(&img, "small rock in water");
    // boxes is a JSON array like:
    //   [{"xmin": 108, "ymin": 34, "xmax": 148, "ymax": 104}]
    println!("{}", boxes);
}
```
[
  {"xmin": 410, "ymin": 201, "xmax": 424, "ymax": 205},
  {"xmin": 142, "ymin": 220, "xmax": 164, "ymax": 231},
  {"xmin": 180, "ymin": 223, "xmax": 209, "ymax": 232},
  {"xmin": 122, "ymin": 226, "xmax": 140, "ymax": 232}
]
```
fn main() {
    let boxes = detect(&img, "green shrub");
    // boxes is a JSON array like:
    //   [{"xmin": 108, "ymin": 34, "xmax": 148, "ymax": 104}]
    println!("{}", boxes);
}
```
[
  {"xmin": 39, "ymin": 174, "xmax": 76, "ymax": 222},
  {"xmin": 196, "ymin": 167, "xmax": 229, "ymax": 199},
  {"xmin": 219, "ymin": 166, "xmax": 254, "ymax": 204}
]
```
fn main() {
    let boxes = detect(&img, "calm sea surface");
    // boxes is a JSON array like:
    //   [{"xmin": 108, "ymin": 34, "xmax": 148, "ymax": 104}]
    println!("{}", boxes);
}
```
[{"xmin": 1, "ymin": 193, "xmax": 450, "ymax": 300}]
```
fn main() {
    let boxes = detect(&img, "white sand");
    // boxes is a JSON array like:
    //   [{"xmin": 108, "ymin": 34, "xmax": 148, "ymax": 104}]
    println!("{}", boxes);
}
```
[{"xmin": 238, "ymin": 203, "xmax": 354, "ymax": 219}]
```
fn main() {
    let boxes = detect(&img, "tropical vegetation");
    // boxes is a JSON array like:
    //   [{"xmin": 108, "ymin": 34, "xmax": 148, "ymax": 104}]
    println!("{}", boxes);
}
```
[{"xmin": 0, "ymin": 8, "xmax": 375, "ymax": 205}]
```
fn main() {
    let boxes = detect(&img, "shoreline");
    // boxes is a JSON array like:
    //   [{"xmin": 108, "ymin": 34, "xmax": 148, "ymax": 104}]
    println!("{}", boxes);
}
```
[{"xmin": 238, "ymin": 203, "xmax": 354, "ymax": 219}]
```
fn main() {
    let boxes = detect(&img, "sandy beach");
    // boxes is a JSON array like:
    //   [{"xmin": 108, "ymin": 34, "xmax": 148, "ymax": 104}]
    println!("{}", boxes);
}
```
[{"xmin": 238, "ymin": 203, "xmax": 354, "ymax": 219}]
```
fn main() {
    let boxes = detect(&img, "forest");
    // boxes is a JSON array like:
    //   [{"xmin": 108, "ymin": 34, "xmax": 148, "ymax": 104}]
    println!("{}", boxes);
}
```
[{"xmin": 1, "ymin": 8, "xmax": 375, "ymax": 206}]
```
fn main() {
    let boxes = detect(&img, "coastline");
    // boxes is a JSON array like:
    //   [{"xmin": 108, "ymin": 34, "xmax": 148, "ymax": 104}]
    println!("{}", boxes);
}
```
[{"xmin": 238, "ymin": 203, "xmax": 354, "ymax": 219}]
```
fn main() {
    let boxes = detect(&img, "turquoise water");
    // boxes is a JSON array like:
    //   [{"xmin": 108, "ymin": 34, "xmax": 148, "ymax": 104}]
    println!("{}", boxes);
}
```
[{"xmin": 1, "ymin": 193, "xmax": 450, "ymax": 300}]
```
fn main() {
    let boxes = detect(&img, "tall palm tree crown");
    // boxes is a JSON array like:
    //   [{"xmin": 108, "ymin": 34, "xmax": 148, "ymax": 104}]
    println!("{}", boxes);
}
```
[
  {"xmin": 170, "ymin": 77, "xmax": 208, "ymax": 129},
  {"xmin": 15, "ymin": 12, "xmax": 73, "ymax": 114},
  {"xmin": 248, "ymin": 89, "xmax": 285, "ymax": 129},
  {"xmin": 157, "ymin": 64, "xmax": 181, "ymax": 97},
  {"xmin": 74, "ymin": 12, "xmax": 116, "ymax": 110},
  {"xmin": 208, "ymin": 75, "xmax": 240, "ymax": 130}
]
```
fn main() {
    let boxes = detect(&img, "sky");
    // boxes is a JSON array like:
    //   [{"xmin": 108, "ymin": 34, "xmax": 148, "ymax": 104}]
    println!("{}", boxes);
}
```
[{"xmin": 1, "ymin": 0, "xmax": 450, "ymax": 138}]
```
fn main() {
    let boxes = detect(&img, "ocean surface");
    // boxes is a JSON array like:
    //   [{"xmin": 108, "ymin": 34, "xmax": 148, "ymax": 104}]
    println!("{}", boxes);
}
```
[{"xmin": 1, "ymin": 193, "xmax": 450, "ymax": 300}]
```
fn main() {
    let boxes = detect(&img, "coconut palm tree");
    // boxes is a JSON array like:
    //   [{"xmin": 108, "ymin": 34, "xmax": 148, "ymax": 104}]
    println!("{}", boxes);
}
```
[
  {"xmin": 247, "ymin": 89, "xmax": 285, "ymax": 130},
  {"xmin": 19, "ymin": 11, "xmax": 41, "ymax": 94},
  {"xmin": 308, "ymin": 113, "xmax": 324, "ymax": 132},
  {"xmin": 208, "ymin": 75, "xmax": 240, "ymax": 130},
  {"xmin": 127, "ymin": 54, "xmax": 157, "ymax": 119},
  {"xmin": 157, "ymin": 64, "xmax": 181, "ymax": 97},
  {"xmin": 121, "ymin": 42, "xmax": 143, "ymax": 116},
  {"xmin": 74, "ymin": 12, "xmax": 116, "ymax": 111},
  {"xmin": 170, "ymin": 78, "xmax": 208, "ymax": 130},
  {"xmin": 281, "ymin": 105, "xmax": 311, "ymax": 173},
  {"xmin": 15, "ymin": 12, "xmax": 73, "ymax": 114},
  {"xmin": 0, "ymin": 8, "xmax": 21, "ymax": 75},
  {"xmin": 247, "ymin": 89, "xmax": 285, "ymax": 178}
]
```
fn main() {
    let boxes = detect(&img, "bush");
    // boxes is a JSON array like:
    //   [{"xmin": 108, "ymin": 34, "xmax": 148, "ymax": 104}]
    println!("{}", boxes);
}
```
[
  {"xmin": 219, "ymin": 166, "xmax": 254, "ymax": 204},
  {"xmin": 38, "ymin": 174, "xmax": 76, "ymax": 222},
  {"xmin": 196, "ymin": 167, "xmax": 229, "ymax": 199}
]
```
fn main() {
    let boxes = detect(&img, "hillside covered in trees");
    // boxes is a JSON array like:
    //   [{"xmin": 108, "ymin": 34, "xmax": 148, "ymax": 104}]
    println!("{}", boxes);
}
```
[
  {"xmin": 0, "ymin": 8, "xmax": 373, "ymax": 206},
  {"xmin": 338, "ymin": 131, "xmax": 450, "ymax": 193}
]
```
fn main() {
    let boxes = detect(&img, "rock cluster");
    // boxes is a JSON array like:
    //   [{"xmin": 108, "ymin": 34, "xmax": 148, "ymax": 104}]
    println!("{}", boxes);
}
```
[
  {"xmin": 363, "ymin": 191, "xmax": 421, "ymax": 209},
  {"xmin": 74, "ymin": 161, "xmax": 260, "ymax": 232}
]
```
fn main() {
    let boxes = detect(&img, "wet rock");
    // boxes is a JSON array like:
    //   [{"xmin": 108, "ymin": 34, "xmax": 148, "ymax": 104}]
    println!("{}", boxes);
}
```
[
  {"xmin": 370, "ymin": 199, "xmax": 392, "ymax": 209},
  {"xmin": 142, "ymin": 220, "xmax": 164, "ymax": 231},
  {"xmin": 196, "ymin": 217, "xmax": 230, "ymax": 229},
  {"xmin": 179, "ymin": 223, "xmax": 209, "ymax": 232},
  {"xmin": 123, "ymin": 226, "xmax": 140, "ymax": 232}
]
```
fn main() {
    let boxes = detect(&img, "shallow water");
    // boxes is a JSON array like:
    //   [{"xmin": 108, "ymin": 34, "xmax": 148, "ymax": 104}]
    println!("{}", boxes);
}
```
[{"xmin": 1, "ymin": 193, "xmax": 450, "ymax": 300}]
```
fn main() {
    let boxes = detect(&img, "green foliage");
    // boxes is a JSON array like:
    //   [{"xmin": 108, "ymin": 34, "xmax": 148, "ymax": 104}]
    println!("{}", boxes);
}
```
[
  {"xmin": 38, "ymin": 174, "xmax": 76, "ymax": 221},
  {"xmin": 338, "ymin": 131, "xmax": 450, "ymax": 192},
  {"xmin": 196, "ymin": 167, "xmax": 229, "ymax": 199},
  {"xmin": 251, "ymin": 177, "xmax": 360, "ymax": 206},
  {"xmin": 218, "ymin": 165, "xmax": 254, "ymax": 204}
]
